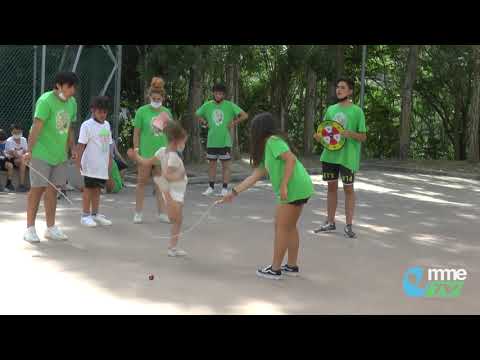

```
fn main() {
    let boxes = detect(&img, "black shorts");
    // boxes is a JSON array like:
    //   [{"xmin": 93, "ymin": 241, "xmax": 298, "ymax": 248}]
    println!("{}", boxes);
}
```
[
  {"xmin": 206, "ymin": 147, "xmax": 231, "ymax": 161},
  {"xmin": 115, "ymin": 158, "xmax": 128, "ymax": 172},
  {"xmin": 83, "ymin": 176, "xmax": 107, "ymax": 189},
  {"xmin": 322, "ymin": 162, "xmax": 355, "ymax": 185},
  {"xmin": 0, "ymin": 158, "xmax": 8, "ymax": 171},
  {"xmin": 289, "ymin": 198, "xmax": 310, "ymax": 206}
]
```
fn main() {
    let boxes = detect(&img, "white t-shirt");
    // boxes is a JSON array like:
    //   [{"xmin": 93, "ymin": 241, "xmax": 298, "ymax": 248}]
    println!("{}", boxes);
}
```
[
  {"xmin": 154, "ymin": 147, "xmax": 188, "ymax": 195},
  {"xmin": 5, "ymin": 136, "xmax": 28, "ymax": 159},
  {"xmin": 78, "ymin": 118, "xmax": 113, "ymax": 180}
]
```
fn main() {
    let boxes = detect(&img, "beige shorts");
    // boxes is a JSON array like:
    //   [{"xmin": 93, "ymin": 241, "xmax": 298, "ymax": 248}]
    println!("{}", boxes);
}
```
[{"xmin": 29, "ymin": 158, "xmax": 67, "ymax": 188}]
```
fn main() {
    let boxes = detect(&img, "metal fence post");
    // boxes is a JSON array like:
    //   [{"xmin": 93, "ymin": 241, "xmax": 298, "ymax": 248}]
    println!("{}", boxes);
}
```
[
  {"xmin": 113, "ymin": 45, "xmax": 122, "ymax": 140},
  {"xmin": 41, "ymin": 45, "xmax": 46, "ymax": 93},
  {"xmin": 360, "ymin": 45, "xmax": 367, "ymax": 110}
]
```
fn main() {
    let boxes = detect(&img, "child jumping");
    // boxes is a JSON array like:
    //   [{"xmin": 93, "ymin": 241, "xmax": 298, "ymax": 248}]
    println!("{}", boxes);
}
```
[
  {"xmin": 128, "ymin": 118, "xmax": 189, "ymax": 257},
  {"xmin": 76, "ymin": 96, "xmax": 113, "ymax": 227}
]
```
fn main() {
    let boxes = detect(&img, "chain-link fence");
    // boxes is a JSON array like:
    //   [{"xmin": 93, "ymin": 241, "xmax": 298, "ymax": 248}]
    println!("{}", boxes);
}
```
[{"xmin": 0, "ymin": 45, "xmax": 122, "ymax": 139}]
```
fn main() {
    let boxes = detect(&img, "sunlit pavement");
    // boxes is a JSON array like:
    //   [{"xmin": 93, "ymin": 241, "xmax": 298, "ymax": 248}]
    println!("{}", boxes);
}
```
[{"xmin": 1, "ymin": 169, "xmax": 479, "ymax": 314}]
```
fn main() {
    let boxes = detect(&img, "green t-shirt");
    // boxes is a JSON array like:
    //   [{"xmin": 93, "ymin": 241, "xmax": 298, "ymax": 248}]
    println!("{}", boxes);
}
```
[
  {"xmin": 261, "ymin": 136, "xmax": 314, "ymax": 204},
  {"xmin": 195, "ymin": 100, "xmax": 243, "ymax": 148},
  {"xmin": 32, "ymin": 91, "xmax": 77, "ymax": 165},
  {"xmin": 320, "ymin": 103, "xmax": 367, "ymax": 172},
  {"xmin": 134, "ymin": 104, "xmax": 173, "ymax": 158}
]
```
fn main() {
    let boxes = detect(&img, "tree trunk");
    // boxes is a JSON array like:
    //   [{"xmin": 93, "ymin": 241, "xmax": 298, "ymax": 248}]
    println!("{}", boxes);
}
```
[
  {"xmin": 399, "ymin": 45, "xmax": 420, "ymax": 160},
  {"xmin": 304, "ymin": 66, "xmax": 317, "ymax": 155},
  {"xmin": 467, "ymin": 45, "xmax": 480, "ymax": 162},
  {"xmin": 184, "ymin": 60, "xmax": 204, "ymax": 164},
  {"xmin": 226, "ymin": 61, "xmax": 241, "ymax": 160},
  {"xmin": 327, "ymin": 45, "xmax": 346, "ymax": 105},
  {"xmin": 454, "ymin": 92, "xmax": 465, "ymax": 160}
]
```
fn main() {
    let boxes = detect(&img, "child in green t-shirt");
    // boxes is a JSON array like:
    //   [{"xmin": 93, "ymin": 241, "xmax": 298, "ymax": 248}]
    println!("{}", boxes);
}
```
[
  {"xmin": 313, "ymin": 77, "xmax": 367, "ymax": 239},
  {"xmin": 196, "ymin": 83, "xmax": 248, "ymax": 197},
  {"xmin": 218, "ymin": 112, "xmax": 314, "ymax": 280}
]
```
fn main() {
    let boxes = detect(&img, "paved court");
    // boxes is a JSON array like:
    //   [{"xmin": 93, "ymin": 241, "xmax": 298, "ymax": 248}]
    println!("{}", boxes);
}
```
[{"xmin": 0, "ymin": 169, "xmax": 479, "ymax": 314}]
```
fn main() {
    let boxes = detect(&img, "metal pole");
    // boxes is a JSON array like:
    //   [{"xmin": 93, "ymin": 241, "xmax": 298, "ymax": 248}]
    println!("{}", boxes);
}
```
[
  {"xmin": 33, "ymin": 46, "xmax": 38, "ymax": 117},
  {"xmin": 113, "ymin": 45, "xmax": 122, "ymax": 140},
  {"xmin": 41, "ymin": 45, "xmax": 46, "ymax": 93},
  {"xmin": 72, "ymin": 45, "xmax": 84, "ymax": 72},
  {"xmin": 360, "ymin": 45, "xmax": 367, "ymax": 109}
]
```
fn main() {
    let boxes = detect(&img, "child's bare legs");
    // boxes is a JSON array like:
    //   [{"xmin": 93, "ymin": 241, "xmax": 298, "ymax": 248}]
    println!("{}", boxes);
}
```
[
  {"xmin": 92, "ymin": 187, "xmax": 101, "ymax": 214},
  {"xmin": 165, "ymin": 194, "xmax": 183, "ymax": 249},
  {"xmin": 272, "ymin": 203, "xmax": 304, "ymax": 271},
  {"xmin": 82, "ymin": 187, "xmax": 92, "ymax": 214}
]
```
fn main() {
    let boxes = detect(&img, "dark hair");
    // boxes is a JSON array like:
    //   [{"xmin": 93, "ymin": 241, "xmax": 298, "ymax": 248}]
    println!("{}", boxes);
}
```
[
  {"xmin": 0, "ymin": 129, "xmax": 6, "ymax": 141},
  {"xmin": 90, "ymin": 96, "xmax": 110, "ymax": 111},
  {"xmin": 54, "ymin": 71, "xmax": 79, "ymax": 88},
  {"xmin": 10, "ymin": 123, "xmax": 22, "ymax": 132},
  {"xmin": 165, "ymin": 120, "xmax": 187, "ymax": 143},
  {"xmin": 249, "ymin": 112, "xmax": 294, "ymax": 168},
  {"xmin": 212, "ymin": 83, "xmax": 226, "ymax": 93},
  {"xmin": 336, "ymin": 77, "xmax": 354, "ymax": 90}
]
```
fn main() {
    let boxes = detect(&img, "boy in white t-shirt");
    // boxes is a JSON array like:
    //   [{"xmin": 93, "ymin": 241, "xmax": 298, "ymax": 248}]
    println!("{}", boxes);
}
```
[
  {"xmin": 76, "ymin": 96, "xmax": 113, "ymax": 227},
  {"xmin": 128, "ymin": 120, "xmax": 189, "ymax": 257}
]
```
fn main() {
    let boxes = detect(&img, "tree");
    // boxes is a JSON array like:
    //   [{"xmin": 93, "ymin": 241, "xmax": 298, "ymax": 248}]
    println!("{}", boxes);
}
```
[
  {"xmin": 304, "ymin": 65, "xmax": 317, "ymax": 155},
  {"xmin": 467, "ymin": 45, "xmax": 480, "ymax": 162},
  {"xmin": 399, "ymin": 45, "xmax": 420, "ymax": 160}
]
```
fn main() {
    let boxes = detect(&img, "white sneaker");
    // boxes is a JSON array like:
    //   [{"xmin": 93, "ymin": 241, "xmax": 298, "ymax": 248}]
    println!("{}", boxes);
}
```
[
  {"xmin": 202, "ymin": 187, "xmax": 215, "ymax": 196},
  {"xmin": 92, "ymin": 214, "xmax": 112, "ymax": 226},
  {"xmin": 157, "ymin": 213, "xmax": 171, "ymax": 224},
  {"xmin": 168, "ymin": 247, "xmax": 188, "ymax": 257},
  {"xmin": 133, "ymin": 212, "xmax": 143, "ymax": 224},
  {"xmin": 44, "ymin": 226, "xmax": 68, "ymax": 241},
  {"xmin": 23, "ymin": 227, "xmax": 40, "ymax": 243},
  {"xmin": 81, "ymin": 216, "xmax": 97, "ymax": 227},
  {"xmin": 220, "ymin": 188, "xmax": 229, "ymax": 197}
]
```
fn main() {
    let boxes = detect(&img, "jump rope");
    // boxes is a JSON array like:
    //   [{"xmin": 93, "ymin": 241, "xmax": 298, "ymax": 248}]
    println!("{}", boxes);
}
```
[{"xmin": 26, "ymin": 159, "xmax": 222, "ymax": 239}]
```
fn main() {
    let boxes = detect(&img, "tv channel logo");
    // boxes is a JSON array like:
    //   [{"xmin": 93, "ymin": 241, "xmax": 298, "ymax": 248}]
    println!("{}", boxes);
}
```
[{"xmin": 403, "ymin": 266, "xmax": 467, "ymax": 298}]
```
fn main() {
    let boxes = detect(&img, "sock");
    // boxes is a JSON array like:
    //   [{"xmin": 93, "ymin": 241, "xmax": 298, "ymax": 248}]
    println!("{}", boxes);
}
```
[
  {"xmin": 82, "ymin": 213, "xmax": 90, "ymax": 218},
  {"xmin": 209, "ymin": 182, "xmax": 214, "ymax": 189},
  {"xmin": 92, "ymin": 212, "xmax": 97, "ymax": 217},
  {"xmin": 6, "ymin": 179, "xmax": 12, "ymax": 185},
  {"xmin": 223, "ymin": 183, "xmax": 228, "ymax": 189}
]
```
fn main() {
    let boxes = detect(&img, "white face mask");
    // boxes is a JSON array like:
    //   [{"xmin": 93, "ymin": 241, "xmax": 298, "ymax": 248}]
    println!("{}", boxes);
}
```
[
  {"xmin": 151, "ymin": 101, "xmax": 162, "ymax": 109},
  {"xmin": 58, "ymin": 91, "xmax": 67, "ymax": 101},
  {"xmin": 177, "ymin": 143, "xmax": 185, "ymax": 153},
  {"xmin": 13, "ymin": 134, "xmax": 22, "ymax": 140}
]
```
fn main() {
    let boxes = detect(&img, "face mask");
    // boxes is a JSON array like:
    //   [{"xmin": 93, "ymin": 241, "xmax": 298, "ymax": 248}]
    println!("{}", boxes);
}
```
[
  {"xmin": 13, "ymin": 134, "xmax": 22, "ymax": 140},
  {"xmin": 151, "ymin": 101, "xmax": 162, "ymax": 109},
  {"xmin": 177, "ymin": 143, "xmax": 185, "ymax": 153},
  {"xmin": 58, "ymin": 91, "xmax": 67, "ymax": 101}
]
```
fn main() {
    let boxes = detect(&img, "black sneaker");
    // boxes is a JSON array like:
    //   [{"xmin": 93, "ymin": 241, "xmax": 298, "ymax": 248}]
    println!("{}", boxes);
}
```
[
  {"xmin": 281, "ymin": 264, "xmax": 299, "ymax": 277},
  {"xmin": 57, "ymin": 189, "xmax": 67, "ymax": 200},
  {"xmin": 344, "ymin": 224, "xmax": 357, "ymax": 239},
  {"xmin": 313, "ymin": 222, "xmax": 336, "ymax": 233},
  {"xmin": 256, "ymin": 265, "xmax": 282, "ymax": 280},
  {"xmin": 5, "ymin": 182, "xmax": 15, "ymax": 192}
]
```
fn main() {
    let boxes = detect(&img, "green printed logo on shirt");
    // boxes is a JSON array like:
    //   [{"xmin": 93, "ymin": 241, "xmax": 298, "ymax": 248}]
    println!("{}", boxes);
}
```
[{"xmin": 99, "ymin": 128, "xmax": 111, "ymax": 153}]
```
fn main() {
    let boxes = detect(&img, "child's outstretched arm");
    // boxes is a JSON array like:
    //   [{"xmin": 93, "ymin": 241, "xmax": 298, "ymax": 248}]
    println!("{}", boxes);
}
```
[
  {"xmin": 127, "ymin": 148, "xmax": 159, "ymax": 168},
  {"xmin": 163, "ymin": 165, "xmax": 185, "ymax": 182},
  {"xmin": 218, "ymin": 167, "xmax": 268, "ymax": 204}
]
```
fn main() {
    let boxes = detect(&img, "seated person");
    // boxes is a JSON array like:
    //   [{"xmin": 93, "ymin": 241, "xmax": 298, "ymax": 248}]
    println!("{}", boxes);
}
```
[
  {"xmin": 5, "ymin": 123, "xmax": 28, "ymax": 192},
  {"xmin": 0, "ymin": 128, "xmax": 15, "ymax": 192}
]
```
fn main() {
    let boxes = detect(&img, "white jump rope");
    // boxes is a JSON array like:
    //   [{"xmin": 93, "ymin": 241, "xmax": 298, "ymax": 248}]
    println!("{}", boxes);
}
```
[{"xmin": 25, "ymin": 160, "xmax": 222, "ymax": 239}]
